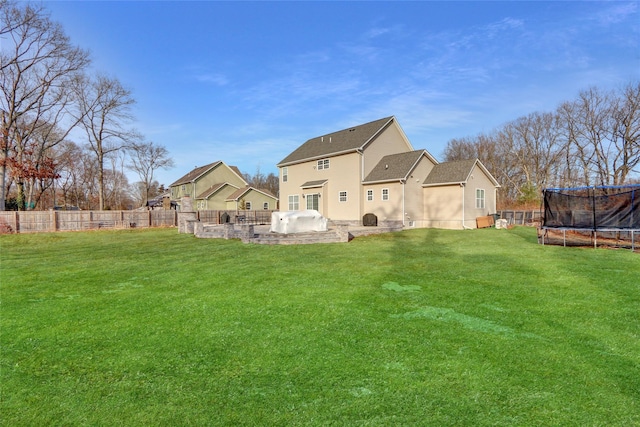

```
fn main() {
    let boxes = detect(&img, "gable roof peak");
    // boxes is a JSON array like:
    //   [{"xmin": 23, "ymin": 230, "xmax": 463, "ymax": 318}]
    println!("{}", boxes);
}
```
[
  {"xmin": 363, "ymin": 149, "xmax": 434, "ymax": 183},
  {"xmin": 277, "ymin": 116, "xmax": 397, "ymax": 166},
  {"xmin": 423, "ymin": 158, "xmax": 500, "ymax": 187}
]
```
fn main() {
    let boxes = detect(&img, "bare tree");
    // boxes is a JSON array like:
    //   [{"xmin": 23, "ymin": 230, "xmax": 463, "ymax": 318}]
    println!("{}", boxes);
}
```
[
  {"xmin": 609, "ymin": 82, "xmax": 640, "ymax": 184},
  {"xmin": 128, "ymin": 141, "xmax": 174, "ymax": 207},
  {"xmin": 444, "ymin": 81, "xmax": 639, "ymax": 208},
  {"xmin": 73, "ymin": 73, "xmax": 139, "ymax": 210},
  {"xmin": 0, "ymin": 0, "xmax": 90, "ymax": 210},
  {"xmin": 557, "ymin": 85, "xmax": 640, "ymax": 187},
  {"xmin": 243, "ymin": 166, "xmax": 279, "ymax": 198},
  {"xmin": 500, "ymin": 112, "xmax": 566, "ymax": 204}
]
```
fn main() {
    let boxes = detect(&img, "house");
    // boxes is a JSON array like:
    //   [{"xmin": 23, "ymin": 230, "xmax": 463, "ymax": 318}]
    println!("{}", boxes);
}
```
[
  {"xmin": 422, "ymin": 159, "xmax": 500, "ymax": 229},
  {"xmin": 145, "ymin": 192, "xmax": 177, "ymax": 210},
  {"xmin": 170, "ymin": 161, "xmax": 278, "ymax": 211},
  {"xmin": 277, "ymin": 116, "xmax": 499, "ymax": 229},
  {"xmin": 225, "ymin": 186, "xmax": 278, "ymax": 211}
]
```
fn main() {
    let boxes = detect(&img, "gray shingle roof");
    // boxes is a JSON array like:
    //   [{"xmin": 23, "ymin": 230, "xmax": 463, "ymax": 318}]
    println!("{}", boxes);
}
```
[
  {"xmin": 423, "ymin": 159, "xmax": 477, "ymax": 186},
  {"xmin": 225, "ymin": 186, "xmax": 278, "ymax": 201},
  {"xmin": 170, "ymin": 161, "xmax": 222, "ymax": 187},
  {"xmin": 277, "ymin": 117, "xmax": 394, "ymax": 166},
  {"xmin": 301, "ymin": 179, "xmax": 328, "ymax": 188},
  {"xmin": 226, "ymin": 186, "xmax": 251, "ymax": 201},
  {"xmin": 363, "ymin": 150, "xmax": 427, "ymax": 183},
  {"xmin": 196, "ymin": 182, "xmax": 236, "ymax": 199}
]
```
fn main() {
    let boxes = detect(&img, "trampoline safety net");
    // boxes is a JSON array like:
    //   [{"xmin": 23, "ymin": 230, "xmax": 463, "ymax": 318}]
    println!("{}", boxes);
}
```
[{"xmin": 543, "ymin": 186, "xmax": 640, "ymax": 229}]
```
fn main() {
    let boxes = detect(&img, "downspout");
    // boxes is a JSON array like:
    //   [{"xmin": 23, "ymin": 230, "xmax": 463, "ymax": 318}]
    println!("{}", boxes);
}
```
[
  {"xmin": 359, "ymin": 149, "xmax": 365, "ymax": 221},
  {"xmin": 402, "ymin": 180, "xmax": 406, "ymax": 227}
]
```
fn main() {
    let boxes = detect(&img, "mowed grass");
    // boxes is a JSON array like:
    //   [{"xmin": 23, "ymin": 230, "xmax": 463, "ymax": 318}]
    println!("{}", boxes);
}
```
[{"xmin": 1, "ymin": 227, "xmax": 638, "ymax": 426}]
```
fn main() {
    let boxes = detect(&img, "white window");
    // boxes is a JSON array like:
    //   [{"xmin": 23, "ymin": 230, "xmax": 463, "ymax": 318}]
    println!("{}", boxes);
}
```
[
  {"xmin": 245, "ymin": 201, "xmax": 252, "ymax": 210},
  {"xmin": 366, "ymin": 189, "xmax": 374, "ymax": 201},
  {"xmin": 282, "ymin": 167, "xmax": 288, "ymax": 183},
  {"xmin": 317, "ymin": 159, "xmax": 330, "ymax": 170},
  {"xmin": 288, "ymin": 195, "xmax": 299, "ymax": 210},
  {"xmin": 306, "ymin": 194, "xmax": 319, "ymax": 210},
  {"xmin": 476, "ymin": 189, "xmax": 485, "ymax": 209},
  {"xmin": 263, "ymin": 202, "xmax": 269, "ymax": 210},
  {"xmin": 339, "ymin": 191, "xmax": 347, "ymax": 202},
  {"xmin": 382, "ymin": 188, "xmax": 389, "ymax": 201}
]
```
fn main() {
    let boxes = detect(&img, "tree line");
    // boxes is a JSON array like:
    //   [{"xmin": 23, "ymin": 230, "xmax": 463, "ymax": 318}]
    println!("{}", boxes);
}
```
[
  {"xmin": 1, "ymin": 1, "xmax": 174, "ymax": 211},
  {"xmin": 444, "ymin": 82, "xmax": 640, "ymax": 208}
]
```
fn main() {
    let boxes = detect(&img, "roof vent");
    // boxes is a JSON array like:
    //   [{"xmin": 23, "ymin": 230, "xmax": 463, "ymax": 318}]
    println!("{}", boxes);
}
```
[{"xmin": 385, "ymin": 164, "xmax": 389, "ymax": 169}]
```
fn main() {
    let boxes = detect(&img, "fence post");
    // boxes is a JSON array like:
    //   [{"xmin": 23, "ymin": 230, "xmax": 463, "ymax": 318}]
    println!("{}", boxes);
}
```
[{"xmin": 50, "ymin": 210, "xmax": 57, "ymax": 232}]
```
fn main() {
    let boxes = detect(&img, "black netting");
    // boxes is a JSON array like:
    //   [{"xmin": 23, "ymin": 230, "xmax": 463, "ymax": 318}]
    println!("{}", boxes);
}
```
[{"xmin": 543, "ymin": 186, "xmax": 640, "ymax": 229}]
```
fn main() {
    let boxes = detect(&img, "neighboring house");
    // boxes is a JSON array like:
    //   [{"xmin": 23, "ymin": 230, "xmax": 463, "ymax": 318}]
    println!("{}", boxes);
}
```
[
  {"xmin": 170, "ymin": 161, "xmax": 278, "ymax": 211},
  {"xmin": 277, "ymin": 116, "xmax": 499, "ymax": 229},
  {"xmin": 145, "ymin": 192, "xmax": 178, "ymax": 210},
  {"xmin": 225, "ymin": 186, "xmax": 278, "ymax": 211}
]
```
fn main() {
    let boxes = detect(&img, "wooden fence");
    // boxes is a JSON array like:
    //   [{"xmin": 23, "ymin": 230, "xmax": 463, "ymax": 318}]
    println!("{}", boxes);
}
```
[
  {"xmin": 0, "ymin": 209, "xmax": 277, "ymax": 234},
  {"xmin": 0, "ymin": 209, "xmax": 537, "ymax": 234}
]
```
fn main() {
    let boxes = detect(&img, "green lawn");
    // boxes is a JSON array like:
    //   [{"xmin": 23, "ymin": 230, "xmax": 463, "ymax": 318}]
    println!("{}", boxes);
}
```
[{"xmin": 1, "ymin": 227, "xmax": 638, "ymax": 426}]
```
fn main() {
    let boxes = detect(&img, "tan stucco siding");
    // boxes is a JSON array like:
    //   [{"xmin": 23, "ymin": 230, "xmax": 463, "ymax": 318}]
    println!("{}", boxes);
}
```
[
  {"xmin": 362, "ymin": 182, "xmax": 404, "ymax": 222},
  {"xmin": 422, "ymin": 166, "xmax": 498, "ymax": 229},
  {"xmin": 280, "ymin": 162, "xmax": 306, "ymax": 212},
  {"xmin": 463, "ymin": 165, "xmax": 497, "ymax": 220},
  {"xmin": 362, "ymin": 157, "xmax": 435, "ymax": 227},
  {"xmin": 279, "ymin": 152, "xmax": 361, "ymax": 220},
  {"xmin": 404, "ymin": 158, "xmax": 436, "ymax": 227},
  {"xmin": 362, "ymin": 124, "xmax": 413, "ymax": 179},
  {"xmin": 423, "ymin": 186, "xmax": 464, "ymax": 229},
  {"xmin": 323, "ymin": 152, "xmax": 362, "ymax": 220}
]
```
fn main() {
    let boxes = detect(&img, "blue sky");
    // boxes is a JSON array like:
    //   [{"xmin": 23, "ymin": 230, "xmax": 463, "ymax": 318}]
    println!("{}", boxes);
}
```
[{"xmin": 44, "ymin": 1, "xmax": 639, "ymax": 187}]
